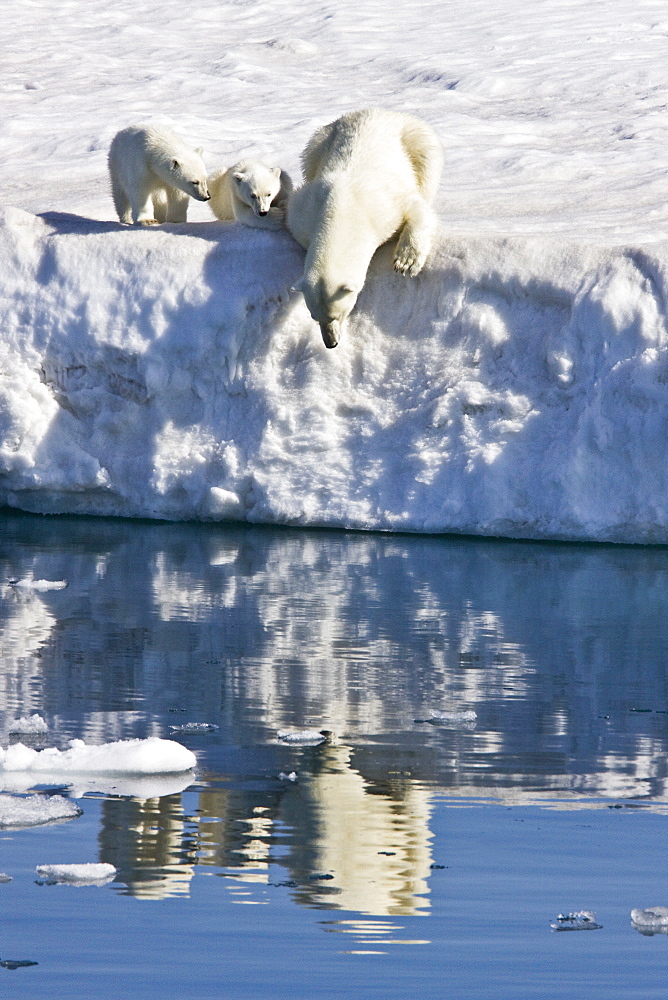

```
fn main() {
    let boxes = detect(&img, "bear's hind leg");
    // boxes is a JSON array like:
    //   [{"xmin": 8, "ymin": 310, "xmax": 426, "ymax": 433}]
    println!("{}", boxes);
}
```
[
  {"xmin": 393, "ymin": 197, "xmax": 436, "ymax": 277},
  {"xmin": 111, "ymin": 176, "xmax": 133, "ymax": 224}
]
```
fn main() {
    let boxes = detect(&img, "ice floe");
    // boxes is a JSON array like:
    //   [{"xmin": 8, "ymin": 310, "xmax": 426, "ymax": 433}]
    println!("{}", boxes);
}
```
[
  {"xmin": 277, "ymin": 730, "xmax": 328, "ymax": 746},
  {"xmin": 0, "ymin": 736, "xmax": 196, "ymax": 775},
  {"xmin": 8, "ymin": 714, "xmax": 48, "ymax": 735},
  {"xmin": 550, "ymin": 910, "xmax": 602, "ymax": 931},
  {"xmin": 631, "ymin": 906, "xmax": 668, "ymax": 935},
  {"xmin": 0, "ymin": 793, "xmax": 82, "ymax": 828},
  {"xmin": 35, "ymin": 863, "xmax": 116, "ymax": 886},
  {"xmin": 168, "ymin": 722, "xmax": 219, "ymax": 734}
]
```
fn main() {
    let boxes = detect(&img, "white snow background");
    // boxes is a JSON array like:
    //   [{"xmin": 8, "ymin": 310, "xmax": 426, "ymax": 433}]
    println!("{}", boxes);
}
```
[{"xmin": 2, "ymin": 0, "xmax": 668, "ymax": 541}]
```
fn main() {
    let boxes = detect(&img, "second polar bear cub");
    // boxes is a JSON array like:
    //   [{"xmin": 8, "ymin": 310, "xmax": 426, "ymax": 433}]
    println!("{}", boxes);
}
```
[
  {"xmin": 109, "ymin": 124, "xmax": 210, "ymax": 225},
  {"xmin": 207, "ymin": 160, "xmax": 293, "ymax": 230},
  {"xmin": 287, "ymin": 108, "xmax": 444, "ymax": 348}
]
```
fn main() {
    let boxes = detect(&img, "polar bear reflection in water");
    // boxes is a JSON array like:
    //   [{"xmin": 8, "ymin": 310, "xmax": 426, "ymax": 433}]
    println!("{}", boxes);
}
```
[{"xmin": 287, "ymin": 108, "xmax": 444, "ymax": 348}]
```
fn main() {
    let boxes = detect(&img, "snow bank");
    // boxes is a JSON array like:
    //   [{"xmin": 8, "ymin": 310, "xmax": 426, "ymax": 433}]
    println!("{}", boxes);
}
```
[
  {"xmin": 0, "ymin": 736, "xmax": 196, "ymax": 775},
  {"xmin": 2, "ymin": 208, "xmax": 668, "ymax": 543},
  {"xmin": 0, "ymin": 793, "xmax": 81, "ymax": 828}
]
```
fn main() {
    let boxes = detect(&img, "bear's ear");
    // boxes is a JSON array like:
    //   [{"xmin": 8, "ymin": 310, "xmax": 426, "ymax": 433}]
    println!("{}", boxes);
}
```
[
  {"xmin": 292, "ymin": 278, "xmax": 305, "ymax": 293},
  {"xmin": 232, "ymin": 171, "xmax": 244, "ymax": 183},
  {"xmin": 195, "ymin": 147, "xmax": 203, "ymax": 156},
  {"xmin": 272, "ymin": 166, "xmax": 281, "ymax": 178}
]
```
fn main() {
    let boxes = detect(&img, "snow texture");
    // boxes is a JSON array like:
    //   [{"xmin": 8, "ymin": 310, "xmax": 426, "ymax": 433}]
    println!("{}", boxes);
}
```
[
  {"xmin": 2, "ymin": 0, "xmax": 668, "ymax": 543},
  {"xmin": 0, "ymin": 793, "xmax": 81, "ymax": 828},
  {"xmin": 0, "ymin": 737, "xmax": 196, "ymax": 775},
  {"xmin": 36, "ymin": 862, "xmax": 116, "ymax": 886}
]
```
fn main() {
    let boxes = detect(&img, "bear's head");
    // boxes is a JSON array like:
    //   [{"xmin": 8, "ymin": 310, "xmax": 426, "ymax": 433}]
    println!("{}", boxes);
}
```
[
  {"xmin": 297, "ymin": 275, "xmax": 360, "ymax": 348},
  {"xmin": 232, "ymin": 162, "xmax": 282, "ymax": 217},
  {"xmin": 170, "ymin": 156, "xmax": 210, "ymax": 202}
]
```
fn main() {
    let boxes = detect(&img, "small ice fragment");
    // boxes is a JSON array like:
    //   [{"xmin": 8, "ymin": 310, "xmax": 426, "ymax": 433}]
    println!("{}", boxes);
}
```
[
  {"xmin": 0, "ymin": 873, "xmax": 13, "ymax": 882},
  {"xmin": 277, "ymin": 730, "xmax": 327, "ymax": 746},
  {"xmin": 551, "ymin": 910, "xmax": 602, "ymax": 931},
  {"xmin": 429, "ymin": 710, "xmax": 477, "ymax": 722},
  {"xmin": 35, "ymin": 863, "xmax": 116, "ymax": 886},
  {"xmin": 9, "ymin": 714, "xmax": 48, "ymax": 735},
  {"xmin": 631, "ymin": 906, "xmax": 668, "ymax": 934},
  {"xmin": 168, "ymin": 722, "xmax": 219, "ymax": 733},
  {"xmin": 279, "ymin": 771, "xmax": 298, "ymax": 781},
  {"xmin": 9, "ymin": 579, "xmax": 67, "ymax": 591},
  {"xmin": 0, "ymin": 793, "xmax": 82, "ymax": 828}
]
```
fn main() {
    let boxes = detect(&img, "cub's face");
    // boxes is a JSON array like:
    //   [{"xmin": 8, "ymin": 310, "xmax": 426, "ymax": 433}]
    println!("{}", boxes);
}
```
[{"xmin": 234, "ymin": 166, "xmax": 281, "ymax": 216}]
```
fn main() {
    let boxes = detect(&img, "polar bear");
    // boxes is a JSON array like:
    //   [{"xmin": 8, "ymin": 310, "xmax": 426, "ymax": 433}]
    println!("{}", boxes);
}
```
[
  {"xmin": 287, "ymin": 108, "xmax": 443, "ymax": 348},
  {"xmin": 207, "ymin": 160, "xmax": 293, "ymax": 230},
  {"xmin": 108, "ymin": 124, "xmax": 210, "ymax": 225}
]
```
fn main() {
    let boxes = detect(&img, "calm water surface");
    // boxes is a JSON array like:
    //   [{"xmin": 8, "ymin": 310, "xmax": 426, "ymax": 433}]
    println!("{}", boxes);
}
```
[{"xmin": 1, "ymin": 512, "xmax": 668, "ymax": 998}]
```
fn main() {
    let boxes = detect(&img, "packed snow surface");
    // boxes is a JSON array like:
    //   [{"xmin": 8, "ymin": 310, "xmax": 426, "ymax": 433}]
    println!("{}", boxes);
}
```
[
  {"xmin": 2, "ymin": 0, "xmax": 668, "ymax": 543},
  {"xmin": 0, "ymin": 737, "xmax": 196, "ymax": 775},
  {"xmin": 36, "ymin": 863, "xmax": 116, "ymax": 886},
  {"xmin": 0, "ymin": 793, "xmax": 81, "ymax": 828}
]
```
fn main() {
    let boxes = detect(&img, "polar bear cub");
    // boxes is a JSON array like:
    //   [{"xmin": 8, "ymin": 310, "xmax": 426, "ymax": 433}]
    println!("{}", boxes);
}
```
[
  {"xmin": 108, "ymin": 124, "xmax": 210, "ymax": 225},
  {"xmin": 207, "ymin": 160, "xmax": 293, "ymax": 230},
  {"xmin": 287, "ymin": 108, "xmax": 444, "ymax": 348}
]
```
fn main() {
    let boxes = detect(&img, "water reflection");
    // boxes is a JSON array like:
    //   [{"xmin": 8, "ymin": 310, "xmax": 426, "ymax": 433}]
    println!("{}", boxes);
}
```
[{"xmin": 3, "ymin": 511, "xmax": 668, "ymax": 918}]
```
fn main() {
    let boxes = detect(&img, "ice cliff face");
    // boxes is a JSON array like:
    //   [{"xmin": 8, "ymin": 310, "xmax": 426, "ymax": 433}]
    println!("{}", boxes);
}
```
[{"xmin": 2, "ymin": 206, "xmax": 668, "ymax": 542}]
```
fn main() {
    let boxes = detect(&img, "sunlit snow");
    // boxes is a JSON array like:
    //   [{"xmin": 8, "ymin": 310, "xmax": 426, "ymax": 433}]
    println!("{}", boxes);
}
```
[{"xmin": 2, "ymin": 0, "xmax": 668, "ymax": 542}]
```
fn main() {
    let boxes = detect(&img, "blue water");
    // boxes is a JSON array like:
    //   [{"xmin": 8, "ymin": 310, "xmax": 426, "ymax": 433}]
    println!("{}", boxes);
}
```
[{"xmin": 1, "ymin": 512, "xmax": 668, "ymax": 998}]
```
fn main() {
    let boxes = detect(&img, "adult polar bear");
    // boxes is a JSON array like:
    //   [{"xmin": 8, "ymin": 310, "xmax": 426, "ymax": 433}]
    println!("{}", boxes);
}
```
[{"xmin": 287, "ymin": 108, "xmax": 444, "ymax": 348}]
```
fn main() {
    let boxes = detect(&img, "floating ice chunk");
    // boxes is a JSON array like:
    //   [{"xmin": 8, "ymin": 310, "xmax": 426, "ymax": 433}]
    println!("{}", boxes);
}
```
[
  {"xmin": 168, "ymin": 722, "xmax": 219, "ymax": 734},
  {"xmin": 0, "ymin": 873, "xmax": 13, "ymax": 883},
  {"xmin": 8, "ymin": 579, "xmax": 67, "ymax": 591},
  {"xmin": 631, "ymin": 906, "xmax": 668, "ymax": 934},
  {"xmin": 414, "ymin": 709, "xmax": 477, "ymax": 726},
  {"xmin": 9, "ymin": 714, "xmax": 48, "ymax": 735},
  {"xmin": 279, "ymin": 771, "xmax": 298, "ymax": 781},
  {"xmin": 277, "ymin": 730, "xmax": 328, "ymax": 746},
  {"xmin": 429, "ymin": 710, "xmax": 477, "ymax": 722},
  {"xmin": 36, "ymin": 863, "xmax": 116, "ymax": 886},
  {"xmin": 0, "ymin": 737, "xmax": 196, "ymax": 775},
  {"xmin": 0, "ymin": 793, "xmax": 82, "ymax": 828},
  {"xmin": 551, "ymin": 910, "xmax": 602, "ymax": 931}
]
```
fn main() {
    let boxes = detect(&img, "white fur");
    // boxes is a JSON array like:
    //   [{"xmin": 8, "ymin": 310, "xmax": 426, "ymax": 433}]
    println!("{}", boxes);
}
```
[
  {"xmin": 207, "ymin": 159, "xmax": 293, "ymax": 230},
  {"xmin": 108, "ymin": 125, "xmax": 210, "ymax": 225},
  {"xmin": 287, "ymin": 108, "xmax": 444, "ymax": 347}
]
